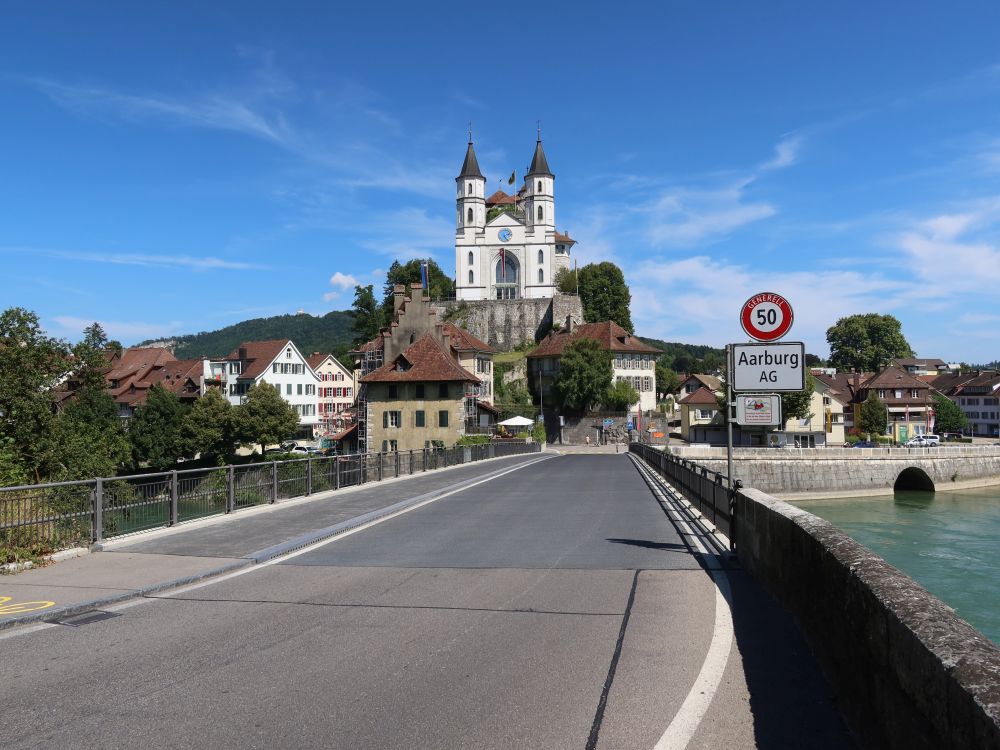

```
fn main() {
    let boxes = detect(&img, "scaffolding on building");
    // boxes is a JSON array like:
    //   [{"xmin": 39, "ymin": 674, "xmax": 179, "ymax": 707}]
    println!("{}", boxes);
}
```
[{"xmin": 355, "ymin": 344, "xmax": 383, "ymax": 454}]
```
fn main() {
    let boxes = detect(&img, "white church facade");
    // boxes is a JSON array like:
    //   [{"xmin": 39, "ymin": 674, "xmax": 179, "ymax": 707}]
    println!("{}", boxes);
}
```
[{"xmin": 454, "ymin": 137, "xmax": 576, "ymax": 301}]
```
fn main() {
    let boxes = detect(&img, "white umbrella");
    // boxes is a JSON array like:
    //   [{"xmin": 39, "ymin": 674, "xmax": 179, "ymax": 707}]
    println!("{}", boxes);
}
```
[{"xmin": 498, "ymin": 416, "xmax": 534, "ymax": 427}]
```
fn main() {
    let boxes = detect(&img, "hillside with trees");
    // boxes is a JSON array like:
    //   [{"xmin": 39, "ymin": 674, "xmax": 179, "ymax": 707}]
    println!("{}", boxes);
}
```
[{"xmin": 138, "ymin": 310, "xmax": 355, "ymax": 359}]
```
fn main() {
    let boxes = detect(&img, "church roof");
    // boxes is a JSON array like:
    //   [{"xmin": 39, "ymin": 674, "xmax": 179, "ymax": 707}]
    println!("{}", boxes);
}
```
[
  {"xmin": 527, "ymin": 139, "xmax": 552, "ymax": 176},
  {"xmin": 486, "ymin": 189, "xmax": 515, "ymax": 205},
  {"xmin": 458, "ymin": 141, "xmax": 484, "ymax": 179}
]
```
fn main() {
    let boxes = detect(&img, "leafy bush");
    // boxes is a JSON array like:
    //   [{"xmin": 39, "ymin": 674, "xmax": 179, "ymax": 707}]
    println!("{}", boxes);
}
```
[{"xmin": 457, "ymin": 435, "xmax": 490, "ymax": 446}]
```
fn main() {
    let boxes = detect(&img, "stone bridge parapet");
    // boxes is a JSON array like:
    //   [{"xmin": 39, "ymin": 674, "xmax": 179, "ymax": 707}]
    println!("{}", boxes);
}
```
[{"xmin": 670, "ymin": 445, "xmax": 1000, "ymax": 498}]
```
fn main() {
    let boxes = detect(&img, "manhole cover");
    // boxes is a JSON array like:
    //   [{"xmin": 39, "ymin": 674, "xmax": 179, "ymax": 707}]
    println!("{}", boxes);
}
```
[{"xmin": 46, "ymin": 610, "xmax": 121, "ymax": 627}]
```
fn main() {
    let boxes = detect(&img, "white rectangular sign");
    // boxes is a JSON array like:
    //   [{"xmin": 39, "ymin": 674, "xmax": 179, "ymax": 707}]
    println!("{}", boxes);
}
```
[
  {"xmin": 736, "ymin": 394, "xmax": 781, "ymax": 425},
  {"xmin": 731, "ymin": 342, "xmax": 805, "ymax": 392}
]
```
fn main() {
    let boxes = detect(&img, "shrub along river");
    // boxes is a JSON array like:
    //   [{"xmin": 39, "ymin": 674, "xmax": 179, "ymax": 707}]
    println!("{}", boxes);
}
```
[{"xmin": 794, "ymin": 485, "xmax": 1000, "ymax": 647}]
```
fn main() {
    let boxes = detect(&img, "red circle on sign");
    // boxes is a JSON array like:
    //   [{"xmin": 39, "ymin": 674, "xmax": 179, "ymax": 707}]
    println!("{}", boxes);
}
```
[{"xmin": 740, "ymin": 292, "xmax": 793, "ymax": 341}]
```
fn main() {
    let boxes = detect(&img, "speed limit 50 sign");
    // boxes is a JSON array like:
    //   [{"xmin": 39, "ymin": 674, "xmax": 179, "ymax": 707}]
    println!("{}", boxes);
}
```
[{"xmin": 741, "ymin": 292, "xmax": 793, "ymax": 342}]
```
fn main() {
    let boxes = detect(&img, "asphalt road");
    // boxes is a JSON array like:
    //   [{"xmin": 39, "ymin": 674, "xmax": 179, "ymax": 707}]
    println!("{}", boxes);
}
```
[{"xmin": 1, "ymin": 454, "xmax": 854, "ymax": 749}]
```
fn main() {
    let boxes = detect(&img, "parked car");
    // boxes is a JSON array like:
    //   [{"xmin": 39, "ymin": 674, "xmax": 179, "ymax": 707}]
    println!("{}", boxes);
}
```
[
  {"xmin": 905, "ymin": 434, "xmax": 941, "ymax": 447},
  {"xmin": 852, "ymin": 441, "xmax": 877, "ymax": 448}
]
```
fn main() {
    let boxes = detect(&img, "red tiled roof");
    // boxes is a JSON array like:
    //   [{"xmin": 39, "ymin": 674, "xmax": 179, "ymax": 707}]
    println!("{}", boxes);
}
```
[
  {"xmin": 679, "ymin": 387, "xmax": 720, "ymax": 406},
  {"xmin": 223, "ymin": 339, "xmax": 291, "ymax": 379},
  {"xmin": 443, "ymin": 323, "xmax": 495, "ymax": 353},
  {"xmin": 331, "ymin": 423, "xmax": 358, "ymax": 441},
  {"xmin": 360, "ymin": 335, "xmax": 479, "ymax": 384},
  {"xmin": 306, "ymin": 353, "xmax": 329, "ymax": 369},
  {"xmin": 351, "ymin": 337, "xmax": 384, "ymax": 354},
  {"xmin": 486, "ymin": 189, "xmax": 516, "ymax": 205},
  {"xmin": 553, "ymin": 231, "xmax": 576, "ymax": 245},
  {"xmin": 527, "ymin": 321, "xmax": 661, "ymax": 358},
  {"xmin": 859, "ymin": 366, "xmax": 927, "ymax": 390},
  {"xmin": 477, "ymin": 401, "xmax": 501, "ymax": 415}
]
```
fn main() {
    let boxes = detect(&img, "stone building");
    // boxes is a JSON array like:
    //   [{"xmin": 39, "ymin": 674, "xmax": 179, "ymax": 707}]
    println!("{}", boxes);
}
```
[{"xmin": 353, "ymin": 283, "xmax": 496, "ymax": 452}]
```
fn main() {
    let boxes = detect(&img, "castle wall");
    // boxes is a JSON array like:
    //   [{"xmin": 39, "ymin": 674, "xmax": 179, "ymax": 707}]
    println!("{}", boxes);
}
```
[{"xmin": 440, "ymin": 294, "xmax": 584, "ymax": 351}]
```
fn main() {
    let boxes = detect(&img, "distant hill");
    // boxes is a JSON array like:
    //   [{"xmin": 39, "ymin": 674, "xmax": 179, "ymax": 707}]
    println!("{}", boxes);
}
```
[
  {"xmin": 138, "ymin": 310, "xmax": 356, "ymax": 359},
  {"xmin": 638, "ymin": 337, "xmax": 726, "ymax": 371}
]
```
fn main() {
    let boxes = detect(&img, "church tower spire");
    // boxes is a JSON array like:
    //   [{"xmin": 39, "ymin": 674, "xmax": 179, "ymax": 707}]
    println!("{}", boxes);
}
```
[
  {"xmin": 456, "ymin": 137, "xmax": 486, "ymax": 232},
  {"xmin": 525, "ymin": 134, "xmax": 554, "ymax": 233}
]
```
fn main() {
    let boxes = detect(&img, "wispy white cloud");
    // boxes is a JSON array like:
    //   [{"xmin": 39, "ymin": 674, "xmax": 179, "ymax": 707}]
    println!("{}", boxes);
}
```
[
  {"xmin": 359, "ymin": 207, "xmax": 454, "ymax": 262},
  {"xmin": 760, "ymin": 133, "xmax": 804, "ymax": 171},
  {"xmin": 50, "ymin": 315, "xmax": 184, "ymax": 343},
  {"xmin": 323, "ymin": 271, "xmax": 359, "ymax": 301},
  {"xmin": 642, "ymin": 180, "xmax": 777, "ymax": 247},
  {"xmin": 2, "ymin": 246, "xmax": 264, "ymax": 271}
]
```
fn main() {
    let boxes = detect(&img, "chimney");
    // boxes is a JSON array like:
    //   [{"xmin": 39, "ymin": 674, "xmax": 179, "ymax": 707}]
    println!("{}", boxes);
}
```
[
  {"xmin": 393, "ymin": 284, "xmax": 407, "ymax": 315},
  {"xmin": 238, "ymin": 347, "xmax": 247, "ymax": 362},
  {"xmin": 565, "ymin": 315, "xmax": 573, "ymax": 334}
]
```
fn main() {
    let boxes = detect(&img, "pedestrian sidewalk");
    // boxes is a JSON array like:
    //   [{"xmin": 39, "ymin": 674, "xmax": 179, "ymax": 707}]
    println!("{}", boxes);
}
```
[{"xmin": 0, "ymin": 453, "xmax": 545, "ymax": 630}]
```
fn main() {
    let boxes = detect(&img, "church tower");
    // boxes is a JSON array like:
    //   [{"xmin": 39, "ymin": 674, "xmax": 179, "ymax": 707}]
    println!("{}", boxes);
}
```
[
  {"xmin": 524, "ymin": 137, "xmax": 555, "ymax": 234},
  {"xmin": 456, "ymin": 139, "xmax": 486, "ymax": 235}
]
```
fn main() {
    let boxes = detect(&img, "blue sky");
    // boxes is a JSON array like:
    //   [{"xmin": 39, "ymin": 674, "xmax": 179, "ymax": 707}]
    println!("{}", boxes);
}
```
[{"xmin": 2, "ymin": 2, "xmax": 1000, "ymax": 362}]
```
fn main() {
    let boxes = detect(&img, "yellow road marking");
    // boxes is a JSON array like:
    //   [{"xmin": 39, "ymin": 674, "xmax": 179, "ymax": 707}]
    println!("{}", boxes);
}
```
[{"xmin": 0, "ymin": 596, "xmax": 56, "ymax": 615}]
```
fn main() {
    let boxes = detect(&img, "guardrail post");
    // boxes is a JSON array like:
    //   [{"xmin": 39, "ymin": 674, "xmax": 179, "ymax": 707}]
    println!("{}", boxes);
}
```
[
  {"xmin": 169, "ymin": 470, "xmax": 179, "ymax": 526},
  {"xmin": 335, "ymin": 457, "xmax": 341, "ymax": 490},
  {"xmin": 226, "ymin": 465, "xmax": 235, "ymax": 513},
  {"xmin": 378, "ymin": 452, "xmax": 383, "ymax": 481},
  {"xmin": 423, "ymin": 448, "xmax": 428, "ymax": 471},
  {"xmin": 92, "ymin": 477, "xmax": 104, "ymax": 544},
  {"xmin": 306, "ymin": 456, "xmax": 313, "ymax": 496},
  {"xmin": 271, "ymin": 461, "xmax": 278, "ymax": 503}
]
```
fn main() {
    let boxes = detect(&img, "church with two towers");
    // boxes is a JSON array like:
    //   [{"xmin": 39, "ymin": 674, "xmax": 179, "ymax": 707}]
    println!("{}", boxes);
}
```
[{"xmin": 454, "ymin": 136, "xmax": 577, "ymax": 301}]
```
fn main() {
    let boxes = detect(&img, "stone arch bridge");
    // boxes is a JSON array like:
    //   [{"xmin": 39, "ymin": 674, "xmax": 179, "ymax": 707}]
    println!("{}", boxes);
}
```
[{"xmin": 669, "ymin": 445, "xmax": 1000, "ymax": 498}]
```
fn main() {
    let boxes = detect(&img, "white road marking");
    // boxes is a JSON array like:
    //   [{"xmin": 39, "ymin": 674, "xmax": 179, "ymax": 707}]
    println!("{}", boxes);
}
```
[{"xmin": 628, "ymin": 455, "xmax": 737, "ymax": 750}]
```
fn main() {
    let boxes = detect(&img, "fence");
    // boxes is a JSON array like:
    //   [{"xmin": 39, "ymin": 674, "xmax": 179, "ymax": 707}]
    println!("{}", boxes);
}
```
[
  {"xmin": 0, "ymin": 442, "xmax": 540, "ymax": 551},
  {"xmin": 629, "ymin": 442, "xmax": 734, "ymax": 540}
]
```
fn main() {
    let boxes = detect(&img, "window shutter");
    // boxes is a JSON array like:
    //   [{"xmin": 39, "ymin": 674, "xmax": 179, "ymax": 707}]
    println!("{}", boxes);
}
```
[{"xmin": 383, "ymin": 411, "xmax": 388, "ymax": 428}]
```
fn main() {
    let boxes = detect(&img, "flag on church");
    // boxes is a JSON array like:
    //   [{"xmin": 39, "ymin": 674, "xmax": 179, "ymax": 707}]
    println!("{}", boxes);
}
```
[
  {"xmin": 508, "ymin": 170, "xmax": 516, "ymax": 185},
  {"xmin": 420, "ymin": 261, "xmax": 429, "ymax": 289},
  {"xmin": 499, "ymin": 247, "xmax": 505, "ymax": 281}
]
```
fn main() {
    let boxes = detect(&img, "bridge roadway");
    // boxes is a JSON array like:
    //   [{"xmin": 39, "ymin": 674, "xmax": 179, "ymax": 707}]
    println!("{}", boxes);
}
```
[{"xmin": 1, "ymin": 453, "xmax": 854, "ymax": 749}]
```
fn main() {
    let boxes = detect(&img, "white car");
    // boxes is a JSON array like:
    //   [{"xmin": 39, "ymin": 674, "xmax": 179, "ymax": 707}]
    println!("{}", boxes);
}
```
[{"xmin": 905, "ymin": 435, "xmax": 940, "ymax": 447}]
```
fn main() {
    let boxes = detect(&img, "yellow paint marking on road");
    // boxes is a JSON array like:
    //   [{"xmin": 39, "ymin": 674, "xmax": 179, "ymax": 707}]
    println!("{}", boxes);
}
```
[{"xmin": 0, "ymin": 596, "xmax": 56, "ymax": 615}]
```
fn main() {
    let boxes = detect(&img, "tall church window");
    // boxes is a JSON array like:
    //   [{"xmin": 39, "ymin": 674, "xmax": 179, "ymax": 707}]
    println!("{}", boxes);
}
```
[
  {"xmin": 468, "ymin": 270, "xmax": 474, "ymax": 284},
  {"xmin": 467, "ymin": 207, "xmax": 473, "ymax": 225},
  {"xmin": 538, "ymin": 268, "xmax": 544, "ymax": 284},
  {"xmin": 467, "ymin": 182, "xmax": 472, "ymax": 195},
  {"xmin": 495, "ymin": 254, "xmax": 519, "ymax": 283},
  {"xmin": 537, "ymin": 249, "xmax": 544, "ymax": 264},
  {"xmin": 537, "ymin": 205, "xmax": 543, "ymax": 221},
  {"xmin": 468, "ymin": 251, "xmax": 474, "ymax": 266},
  {"xmin": 537, "ymin": 180, "xmax": 542, "ymax": 193}
]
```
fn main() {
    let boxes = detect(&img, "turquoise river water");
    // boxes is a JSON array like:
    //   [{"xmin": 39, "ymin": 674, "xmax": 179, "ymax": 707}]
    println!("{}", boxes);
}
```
[{"xmin": 794, "ymin": 485, "xmax": 1000, "ymax": 646}]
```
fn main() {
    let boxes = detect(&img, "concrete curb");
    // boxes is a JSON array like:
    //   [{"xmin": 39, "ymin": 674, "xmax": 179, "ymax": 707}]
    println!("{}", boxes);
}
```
[{"xmin": 0, "ymin": 559, "xmax": 253, "ymax": 632}]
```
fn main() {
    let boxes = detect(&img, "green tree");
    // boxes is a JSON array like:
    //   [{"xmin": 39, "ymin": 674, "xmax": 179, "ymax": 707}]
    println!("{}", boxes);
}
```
[
  {"xmin": 932, "ymin": 393, "xmax": 967, "ymax": 434},
  {"xmin": 553, "ymin": 267, "xmax": 578, "ymax": 294},
  {"xmin": 181, "ymin": 389, "xmax": 238, "ymax": 463},
  {"xmin": 655, "ymin": 363, "xmax": 682, "ymax": 397},
  {"xmin": 382, "ymin": 259, "xmax": 455, "ymax": 319},
  {"xmin": 577, "ymin": 262, "xmax": 633, "ymax": 332},
  {"xmin": 779, "ymin": 375, "xmax": 816, "ymax": 423},
  {"xmin": 603, "ymin": 379, "xmax": 640, "ymax": 411},
  {"xmin": 0, "ymin": 308, "xmax": 73, "ymax": 480},
  {"xmin": 42, "ymin": 414, "xmax": 129, "ymax": 481},
  {"xmin": 0, "ymin": 436, "xmax": 29, "ymax": 487},
  {"xmin": 826, "ymin": 314, "xmax": 914, "ymax": 373},
  {"xmin": 351, "ymin": 284, "xmax": 385, "ymax": 347},
  {"xmin": 130, "ymin": 384, "xmax": 188, "ymax": 470},
  {"xmin": 233, "ymin": 382, "xmax": 301, "ymax": 454},
  {"xmin": 859, "ymin": 391, "xmax": 887, "ymax": 438},
  {"xmin": 554, "ymin": 339, "xmax": 613, "ymax": 412}
]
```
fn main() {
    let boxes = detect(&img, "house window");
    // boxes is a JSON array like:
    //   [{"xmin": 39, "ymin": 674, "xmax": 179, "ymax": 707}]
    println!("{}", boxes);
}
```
[
  {"xmin": 439, "ymin": 383, "xmax": 449, "ymax": 398},
  {"xmin": 286, "ymin": 349, "xmax": 292, "ymax": 359},
  {"xmin": 297, "ymin": 384, "xmax": 303, "ymax": 396},
  {"xmin": 286, "ymin": 384, "xmax": 292, "ymax": 395},
  {"xmin": 415, "ymin": 410, "xmax": 425, "ymax": 427},
  {"xmin": 877, "ymin": 390, "xmax": 886, "ymax": 398},
  {"xmin": 910, "ymin": 389, "xmax": 919, "ymax": 398},
  {"xmin": 894, "ymin": 390, "xmax": 902, "ymax": 399},
  {"xmin": 383, "ymin": 411, "xmax": 402, "ymax": 428},
  {"xmin": 439, "ymin": 410, "xmax": 449, "ymax": 427},
  {"xmin": 229, "ymin": 362, "xmax": 241, "ymax": 374},
  {"xmin": 468, "ymin": 251, "xmax": 474, "ymax": 266},
  {"xmin": 696, "ymin": 409, "xmax": 714, "ymax": 420},
  {"xmin": 538, "ymin": 269, "xmax": 544, "ymax": 283},
  {"xmin": 823, "ymin": 396, "xmax": 831, "ymax": 405},
  {"xmin": 415, "ymin": 384, "xmax": 425, "ymax": 398},
  {"xmin": 381, "ymin": 439, "xmax": 398, "ymax": 452},
  {"xmin": 467, "ymin": 207, "xmax": 473, "ymax": 225}
]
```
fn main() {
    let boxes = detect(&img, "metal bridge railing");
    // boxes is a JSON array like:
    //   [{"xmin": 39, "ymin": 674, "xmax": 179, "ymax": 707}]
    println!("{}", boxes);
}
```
[
  {"xmin": 629, "ymin": 442, "xmax": 734, "ymax": 541},
  {"xmin": 0, "ymin": 442, "xmax": 541, "ymax": 552}
]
